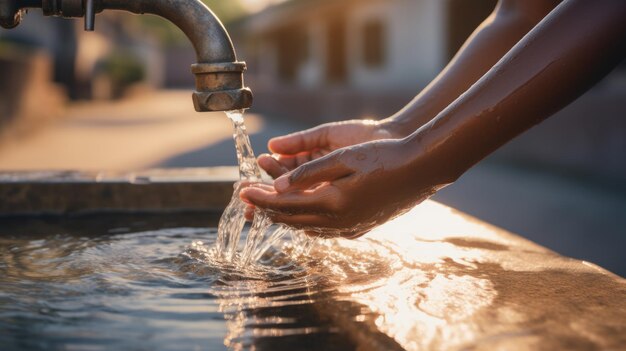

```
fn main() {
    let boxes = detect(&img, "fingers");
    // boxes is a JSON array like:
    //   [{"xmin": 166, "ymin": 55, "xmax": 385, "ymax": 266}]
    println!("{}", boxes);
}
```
[
  {"xmin": 240, "ymin": 182, "xmax": 275, "ymax": 203},
  {"xmin": 240, "ymin": 184, "xmax": 339, "ymax": 214},
  {"xmin": 258, "ymin": 151, "xmax": 327, "ymax": 180},
  {"xmin": 244, "ymin": 207, "xmax": 369, "ymax": 239},
  {"xmin": 268, "ymin": 125, "xmax": 329, "ymax": 155},
  {"xmin": 268, "ymin": 213, "xmax": 328, "ymax": 228},
  {"xmin": 236, "ymin": 180, "xmax": 255, "ymax": 189},
  {"xmin": 258, "ymin": 154, "xmax": 290, "ymax": 179},
  {"xmin": 240, "ymin": 183, "xmax": 370, "ymax": 239},
  {"xmin": 244, "ymin": 205, "xmax": 254, "ymax": 221},
  {"xmin": 296, "ymin": 153, "xmax": 312, "ymax": 168},
  {"xmin": 268, "ymin": 214, "xmax": 369, "ymax": 239},
  {"xmin": 274, "ymin": 153, "xmax": 353, "ymax": 192},
  {"xmin": 258, "ymin": 153, "xmax": 308, "ymax": 178}
]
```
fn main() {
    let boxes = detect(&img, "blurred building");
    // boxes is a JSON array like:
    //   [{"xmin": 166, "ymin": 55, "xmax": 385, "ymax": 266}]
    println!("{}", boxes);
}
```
[
  {"xmin": 232, "ymin": 0, "xmax": 495, "ymax": 121},
  {"xmin": 0, "ymin": 14, "xmax": 69, "ymax": 137},
  {"xmin": 0, "ymin": 10, "xmax": 165, "ymax": 136},
  {"xmin": 0, "ymin": 11, "xmax": 160, "ymax": 97}
]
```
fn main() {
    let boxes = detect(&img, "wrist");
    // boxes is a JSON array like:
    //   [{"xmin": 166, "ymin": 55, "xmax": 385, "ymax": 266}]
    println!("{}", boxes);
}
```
[
  {"xmin": 379, "ymin": 116, "xmax": 412, "ymax": 139},
  {"xmin": 403, "ymin": 126, "xmax": 467, "ymax": 186},
  {"xmin": 381, "ymin": 103, "xmax": 439, "ymax": 138}
]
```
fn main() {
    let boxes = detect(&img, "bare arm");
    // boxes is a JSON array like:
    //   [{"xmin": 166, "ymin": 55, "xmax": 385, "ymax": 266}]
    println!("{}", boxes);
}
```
[
  {"xmin": 383, "ymin": 0, "xmax": 562, "ymax": 136},
  {"xmin": 258, "ymin": 0, "xmax": 561, "ymax": 178},
  {"xmin": 412, "ymin": 0, "xmax": 626, "ymax": 181},
  {"xmin": 242, "ymin": 0, "xmax": 626, "ymax": 238}
]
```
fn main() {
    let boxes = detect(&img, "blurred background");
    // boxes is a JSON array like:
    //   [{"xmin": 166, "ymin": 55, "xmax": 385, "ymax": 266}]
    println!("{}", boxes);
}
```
[{"xmin": 0, "ymin": 0, "xmax": 624, "ymax": 275}]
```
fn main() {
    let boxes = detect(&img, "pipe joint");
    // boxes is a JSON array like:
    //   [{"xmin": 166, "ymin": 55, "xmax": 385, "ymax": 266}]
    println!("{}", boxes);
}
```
[{"xmin": 191, "ymin": 62, "xmax": 253, "ymax": 112}]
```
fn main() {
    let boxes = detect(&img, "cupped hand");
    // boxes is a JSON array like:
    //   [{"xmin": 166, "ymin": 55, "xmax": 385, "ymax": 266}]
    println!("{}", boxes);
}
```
[
  {"xmin": 258, "ymin": 119, "xmax": 399, "ymax": 179},
  {"xmin": 241, "ymin": 137, "xmax": 453, "ymax": 239}
]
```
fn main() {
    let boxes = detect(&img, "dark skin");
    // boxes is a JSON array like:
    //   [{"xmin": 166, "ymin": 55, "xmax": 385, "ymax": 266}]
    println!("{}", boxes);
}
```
[{"xmin": 241, "ymin": 0, "xmax": 626, "ymax": 238}]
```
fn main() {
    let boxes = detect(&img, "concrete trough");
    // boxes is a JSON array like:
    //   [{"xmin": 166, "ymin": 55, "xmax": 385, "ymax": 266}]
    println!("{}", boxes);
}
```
[{"xmin": 0, "ymin": 167, "xmax": 624, "ymax": 350}]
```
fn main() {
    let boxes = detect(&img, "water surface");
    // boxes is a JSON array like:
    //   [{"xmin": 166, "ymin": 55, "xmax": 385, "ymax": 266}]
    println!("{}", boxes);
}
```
[
  {"xmin": 0, "ymin": 214, "xmax": 400, "ymax": 351},
  {"xmin": 1, "ymin": 203, "xmax": 624, "ymax": 351}
]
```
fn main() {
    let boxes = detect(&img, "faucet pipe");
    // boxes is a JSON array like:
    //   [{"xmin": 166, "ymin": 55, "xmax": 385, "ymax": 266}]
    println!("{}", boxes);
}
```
[{"xmin": 0, "ymin": 0, "xmax": 253, "ymax": 112}]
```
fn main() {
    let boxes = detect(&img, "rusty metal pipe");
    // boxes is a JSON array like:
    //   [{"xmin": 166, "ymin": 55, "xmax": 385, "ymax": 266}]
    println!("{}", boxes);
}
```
[
  {"xmin": 0, "ymin": 0, "xmax": 41, "ymax": 28},
  {"xmin": 0, "ymin": 0, "xmax": 252, "ymax": 112},
  {"xmin": 100, "ymin": 0, "xmax": 234, "ymax": 64},
  {"xmin": 99, "ymin": 0, "xmax": 253, "ymax": 111}
]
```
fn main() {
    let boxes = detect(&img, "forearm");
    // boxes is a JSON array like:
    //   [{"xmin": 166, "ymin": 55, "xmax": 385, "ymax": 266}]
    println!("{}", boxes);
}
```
[
  {"xmin": 382, "ymin": 0, "xmax": 560, "ymax": 136},
  {"xmin": 408, "ymin": 0, "xmax": 626, "ymax": 182}
]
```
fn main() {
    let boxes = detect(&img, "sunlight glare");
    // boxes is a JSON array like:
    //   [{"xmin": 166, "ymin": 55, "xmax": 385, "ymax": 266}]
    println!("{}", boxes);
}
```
[{"xmin": 239, "ymin": 0, "xmax": 289, "ymax": 13}]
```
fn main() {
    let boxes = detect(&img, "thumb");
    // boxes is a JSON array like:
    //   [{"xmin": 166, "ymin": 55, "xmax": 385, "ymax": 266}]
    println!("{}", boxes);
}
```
[
  {"xmin": 268, "ymin": 125, "xmax": 329, "ymax": 155},
  {"xmin": 274, "ymin": 153, "xmax": 353, "ymax": 192}
]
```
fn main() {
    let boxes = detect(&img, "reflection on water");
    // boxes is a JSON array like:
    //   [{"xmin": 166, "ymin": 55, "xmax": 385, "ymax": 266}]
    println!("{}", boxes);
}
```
[{"xmin": 1, "ymin": 202, "xmax": 625, "ymax": 351}]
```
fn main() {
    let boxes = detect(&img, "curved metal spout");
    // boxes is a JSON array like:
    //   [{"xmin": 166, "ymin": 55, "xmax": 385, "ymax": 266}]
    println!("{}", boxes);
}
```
[
  {"xmin": 101, "ymin": 0, "xmax": 234, "ymax": 64},
  {"xmin": 100, "ymin": 0, "xmax": 253, "ymax": 111},
  {"xmin": 0, "ymin": 0, "xmax": 253, "ymax": 112}
]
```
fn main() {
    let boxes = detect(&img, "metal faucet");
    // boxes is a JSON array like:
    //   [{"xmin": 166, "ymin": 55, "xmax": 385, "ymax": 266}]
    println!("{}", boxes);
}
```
[{"xmin": 0, "ymin": 0, "xmax": 253, "ymax": 112}]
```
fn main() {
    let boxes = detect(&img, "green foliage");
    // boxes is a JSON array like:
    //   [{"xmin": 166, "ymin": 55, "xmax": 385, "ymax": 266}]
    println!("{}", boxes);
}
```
[
  {"xmin": 0, "ymin": 39, "xmax": 7, "ymax": 55},
  {"xmin": 0, "ymin": 38, "xmax": 37, "ymax": 57},
  {"xmin": 99, "ymin": 51, "xmax": 145, "ymax": 86},
  {"xmin": 202, "ymin": 0, "xmax": 247, "ymax": 23},
  {"xmin": 135, "ymin": 0, "xmax": 247, "ymax": 46}
]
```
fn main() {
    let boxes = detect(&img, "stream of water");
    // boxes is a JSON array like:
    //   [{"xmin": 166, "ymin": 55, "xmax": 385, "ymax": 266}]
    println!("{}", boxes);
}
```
[{"xmin": 216, "ymin": 110, "xmax": 313, "ymax": 267}]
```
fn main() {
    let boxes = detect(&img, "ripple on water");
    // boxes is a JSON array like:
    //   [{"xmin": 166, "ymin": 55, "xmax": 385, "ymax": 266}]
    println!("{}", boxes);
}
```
[
  {"xmin": 2, "ymin": 211, "xmax": 623, "ymax": 351},
  {"xmin": 0, "ymin": 223, "xmax": 405, "ymax": 351}
]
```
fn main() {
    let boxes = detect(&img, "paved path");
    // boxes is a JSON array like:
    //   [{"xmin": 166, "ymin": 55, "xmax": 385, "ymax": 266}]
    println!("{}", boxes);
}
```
[
  {"xmin": 0, "ymin": 90, "xmax": 624, "ymax": 276},
  {"xmin": 0, "ymin": 91, "xmax": 265, "ymax": 171}
]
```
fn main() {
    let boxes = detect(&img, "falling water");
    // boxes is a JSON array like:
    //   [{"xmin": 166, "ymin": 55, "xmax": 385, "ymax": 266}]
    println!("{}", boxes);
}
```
[
  {"xmin": 216, "ymin": 110, "xmax": 312, "ymax": 265},
  {"xmin": 214, "ymin": 110, "xmax": 259, "ymax": 261}
]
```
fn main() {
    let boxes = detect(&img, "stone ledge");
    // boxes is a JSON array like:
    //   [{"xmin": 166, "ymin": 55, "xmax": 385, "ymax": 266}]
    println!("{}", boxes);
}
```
[{"xmin": 0, "ymin": 167, "xmax": 239, "ymax": 216}]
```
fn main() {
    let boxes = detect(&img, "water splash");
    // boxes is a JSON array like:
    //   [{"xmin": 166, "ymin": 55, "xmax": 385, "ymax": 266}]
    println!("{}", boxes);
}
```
[
  {"xmin": 215, "ymin": 110, "xmax": 314, "ymax": 266},
  {"xmin": 225, "ymin": 111, "xmax": 262, "ymax": 181}
]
